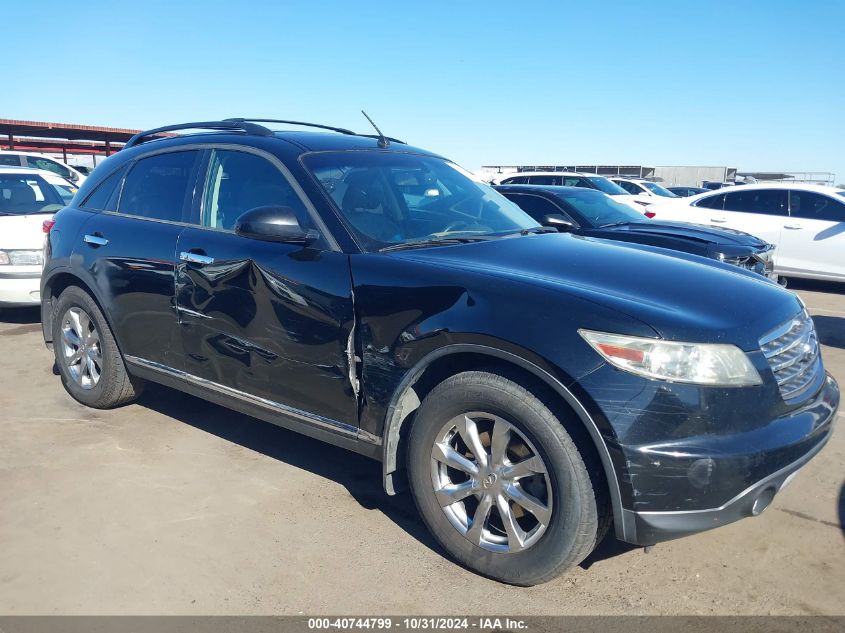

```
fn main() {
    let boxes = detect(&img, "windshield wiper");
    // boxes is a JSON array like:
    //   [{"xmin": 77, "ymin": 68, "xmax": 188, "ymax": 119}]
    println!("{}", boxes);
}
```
[
  {"xmin": 600, "ymin": 221, "xmax": 631, "ymax": 228},
  {"xmin": 379, "ymin": 236, "xmax": 492, "ymax": 252}
]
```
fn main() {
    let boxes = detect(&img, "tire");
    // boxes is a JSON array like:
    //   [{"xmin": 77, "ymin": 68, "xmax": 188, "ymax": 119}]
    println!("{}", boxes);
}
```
[
  {"xmin": 407, "ymin": 370, "xmax": 607, "ymax": 585},
  {"xmin": 52, "ymin": 286, "xmax": 144, "ymax": 408}
]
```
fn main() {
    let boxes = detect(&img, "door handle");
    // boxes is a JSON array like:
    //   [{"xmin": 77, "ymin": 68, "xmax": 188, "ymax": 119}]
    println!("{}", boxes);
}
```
[
  {"xmin": 180, "ymin": 251, "xmax": 215, "ymax": 265},
  {"xmin": 83, "ymin": 234, "xmax": 109, "ymax": 247},
  {"xmin": 784, "ymin": 223, "xmax": 803, "ymax": 230},
  {"xmin": 710, "ymin": 217, "xmax": 727, "ymax": 223}
]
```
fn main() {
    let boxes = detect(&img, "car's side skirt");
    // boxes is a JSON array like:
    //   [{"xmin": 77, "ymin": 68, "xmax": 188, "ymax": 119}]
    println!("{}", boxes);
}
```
[{"xmin": 123, "ymin": 355, "xmax": 381, "ymax": 460}]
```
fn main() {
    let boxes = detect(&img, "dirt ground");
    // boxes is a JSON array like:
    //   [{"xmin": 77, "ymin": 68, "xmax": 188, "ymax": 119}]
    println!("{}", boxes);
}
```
[{"xmin": 0, "ymin": 279, "xmax": 843, "ymax": 616}]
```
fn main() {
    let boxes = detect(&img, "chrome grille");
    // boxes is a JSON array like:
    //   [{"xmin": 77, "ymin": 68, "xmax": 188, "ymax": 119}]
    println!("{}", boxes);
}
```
[{"xmin": 759, "ymin": 311, "xmax": 821, "ymax": 401}]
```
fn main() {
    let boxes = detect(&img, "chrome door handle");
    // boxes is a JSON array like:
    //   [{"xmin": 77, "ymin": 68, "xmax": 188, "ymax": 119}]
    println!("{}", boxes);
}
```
[
  {"xmin": 710, "ymin": 217, "xmax": 727, "ymax": 223},
  {"xmin": 180, "ymin": 251, "xmax": 215, "ymax": 265},
  {"xmin": 83, "ymin": 234, "xmax": 109, "ymax": 247},
  {"xmin": 784, "ymin": 223, "xmax": 803, "ymax": 230}
]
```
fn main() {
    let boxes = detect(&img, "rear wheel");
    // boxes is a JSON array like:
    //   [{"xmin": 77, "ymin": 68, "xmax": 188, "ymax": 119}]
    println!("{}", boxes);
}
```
[
  {"xmin": 407, "ymin": 370, "xmax": 606, "ymax": 585},
  {"xmin": 52, "ymin": 286, "xmax": 144, "ymax": 408}
]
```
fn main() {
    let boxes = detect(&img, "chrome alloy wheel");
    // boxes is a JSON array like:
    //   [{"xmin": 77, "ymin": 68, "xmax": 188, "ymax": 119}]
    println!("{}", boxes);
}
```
[
  {"xmin": 60, "ymin": 306, "xmax": 102, "ymax": 390},
  {"xmin": 430, "ymin": 412, "xmax": 553, "ymax": 553}
]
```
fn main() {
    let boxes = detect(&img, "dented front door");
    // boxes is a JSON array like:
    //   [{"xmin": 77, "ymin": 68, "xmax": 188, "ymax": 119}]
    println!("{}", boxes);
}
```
[{"xmin": 174, "ymin": 227, "xmax": 359, "ymax": 428}]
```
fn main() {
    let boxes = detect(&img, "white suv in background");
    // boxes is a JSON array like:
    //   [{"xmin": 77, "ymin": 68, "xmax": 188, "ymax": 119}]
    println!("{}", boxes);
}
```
[
  {"xmin": 0, "ymin": 151, "xmax": 87, "ymax": 185},
  {"xmin": 648, "ymin": 183, "xmax": 845, "ymax": 282},
  {"xmin": 494, "ymin": 171, "xmax": 649, "ymax": 214}
]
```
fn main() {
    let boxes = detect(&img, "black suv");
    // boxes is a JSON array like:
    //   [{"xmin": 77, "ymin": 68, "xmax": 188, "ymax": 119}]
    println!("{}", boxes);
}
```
[
  {"xmin": 41, "ymin": 119, "xmax": 838, "ymax": 586},
  {"xmin": 495, "ymin": 185, "xmax": 778, "ymax": 281}
]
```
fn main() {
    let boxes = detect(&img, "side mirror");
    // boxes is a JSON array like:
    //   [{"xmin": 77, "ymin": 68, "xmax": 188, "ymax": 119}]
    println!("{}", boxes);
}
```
[
  {"xmin": 234, "ymin": 206, "xmax": 320, "ymax": 245},
  {"xmin": 540, "ymin": 214, "xmax": 576, "ymax": 232}
]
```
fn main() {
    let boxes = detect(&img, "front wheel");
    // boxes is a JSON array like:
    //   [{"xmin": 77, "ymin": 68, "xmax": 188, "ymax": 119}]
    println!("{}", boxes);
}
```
[{"xmin": 407, "ymin": 370, "xmax": 606, "ymax": 585}]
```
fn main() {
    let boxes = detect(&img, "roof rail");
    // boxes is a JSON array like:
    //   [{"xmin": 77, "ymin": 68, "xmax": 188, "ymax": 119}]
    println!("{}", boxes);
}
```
[
  {"xmin": 226, "ymin": 118, "xmax": 406, "ymax": 144},
  {"xmin": 124, "ymin": 120, "xmax": 274, "ymax": 149},
  {"xmin": 225, "ymin": 118, "xmax": 356, "ymax": 136}
]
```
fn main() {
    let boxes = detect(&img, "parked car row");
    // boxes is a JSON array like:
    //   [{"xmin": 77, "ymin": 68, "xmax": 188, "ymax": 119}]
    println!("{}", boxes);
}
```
[
  {"xmin": 495, "ymin": 184, "xmax": 777, "ymax": 281},
  {"xmin": 34, "ymin": 118, "xmax": 838, "ymax": 586},
  {"xmin": 0, "ymin": 150, "xmax": 87, "ymax": 185}
]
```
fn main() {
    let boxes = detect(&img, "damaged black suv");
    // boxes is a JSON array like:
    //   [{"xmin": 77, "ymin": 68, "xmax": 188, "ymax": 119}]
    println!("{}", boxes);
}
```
[{"xmin": 41, "ymin": 119, "xmax": 839, "ymax": 585}]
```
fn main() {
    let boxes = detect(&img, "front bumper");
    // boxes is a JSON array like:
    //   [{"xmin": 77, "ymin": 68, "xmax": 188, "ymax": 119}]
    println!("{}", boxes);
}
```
[
  {"xmin": 615, "ymin": 374, "xmax": 839, "ymax": 545},
  {"xmin": 0, "ymin": 272, "xmax": 41, "ymax": 306}
]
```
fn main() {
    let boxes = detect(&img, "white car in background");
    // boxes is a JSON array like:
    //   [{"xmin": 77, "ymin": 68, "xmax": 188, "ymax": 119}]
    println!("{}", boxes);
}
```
[
  {"xmin": 494, "ymin": 171, "xmax": 650, "ymax": 214},
  {"xmin": 610, "ymin": 177, "xmax": 680, "ymax": 207},
  {"xmin": 0, "ymin": 150, "xmax": 87, "ymax": 185},
  {"xmin": 648, "ymin": 183, "xmax": 845, "ymax": 282},
  {"xmin": 0, "ymin": 167, "xmax": 73, "ymax": 307}
]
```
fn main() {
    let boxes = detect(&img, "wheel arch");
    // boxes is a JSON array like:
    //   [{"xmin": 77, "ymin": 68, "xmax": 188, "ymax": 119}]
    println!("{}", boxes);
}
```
[
  {"xmin": 41, "ymin": 270, "xmax": 113, "ymax": 347},
  {"xmin": 380, "ymin": 343, "xmax": 626, "ymax": 538}
]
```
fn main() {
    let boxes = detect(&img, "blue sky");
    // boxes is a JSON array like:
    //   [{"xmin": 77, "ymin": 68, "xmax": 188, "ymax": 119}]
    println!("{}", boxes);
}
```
[{"xmin": 5, "ymin": 0, "xmax": 844, "ymax": 181}]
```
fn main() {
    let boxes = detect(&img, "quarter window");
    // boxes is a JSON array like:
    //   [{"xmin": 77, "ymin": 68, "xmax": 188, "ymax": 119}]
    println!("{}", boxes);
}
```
[
  {"xmin": 118, "ymin": 151, "xmax": 198, "ymax": 222},
  {"xmin": 81, "ymin": 165, "xmax": 128, "ymax": 211},
  {"xmin": 789, "ymin": 191, "xmax": 845, "ymax": 222},
  {"xmin": 723, "ymin": 189, "xmax": 787, "ymax": 216},
  {"xmin": 201, "ymin": 150, "xmax": 310, "ymax": 230}
]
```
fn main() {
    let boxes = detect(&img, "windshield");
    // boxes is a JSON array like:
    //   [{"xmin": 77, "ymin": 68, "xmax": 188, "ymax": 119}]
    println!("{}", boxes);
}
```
[
  {"xmin": 586, "ymin": 176, "xmax": 630, "ymax": 196},
  {"xmin": 837, "ymin": 191, "xmax": 845, "ymax": 199},
  {"xmin": 641, "ymin": 181, "xmax": 678, "ymax": 197},
  {"xmin": 0, "ymin": 173, "xmax": 66, "ymax": 215},
  {"xmin": 554, "ymin": 190, "xmax": 646, "ymax": 226},
  {"xmin": 304, "ymin": 152, "xmax": 540, "ymax": 251}
]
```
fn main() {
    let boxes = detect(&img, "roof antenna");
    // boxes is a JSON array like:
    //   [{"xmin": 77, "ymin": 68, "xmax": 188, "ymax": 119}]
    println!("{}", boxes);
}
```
[{"xmin": 361, "ymin": 110, "xmax": 389, "ymax": 148}]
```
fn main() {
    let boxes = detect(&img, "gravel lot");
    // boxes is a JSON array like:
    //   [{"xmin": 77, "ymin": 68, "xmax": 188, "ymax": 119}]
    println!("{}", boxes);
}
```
[{"xmin": 0, "ymin": 280, "xmax": 843, "ymax": 616}]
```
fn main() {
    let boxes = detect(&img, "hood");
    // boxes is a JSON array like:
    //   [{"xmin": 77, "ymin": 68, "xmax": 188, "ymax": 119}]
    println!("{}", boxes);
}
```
[
  {"xmin": 392, "ymin": 233, "xmax": 800, "ymax": 351},
  {"xmin": 0, "ymin": 214, "xmax": 50, "ymax": 249},
  {"xmin": 606, "ymin": 221, "xmax": 768, "ymax": 248}
]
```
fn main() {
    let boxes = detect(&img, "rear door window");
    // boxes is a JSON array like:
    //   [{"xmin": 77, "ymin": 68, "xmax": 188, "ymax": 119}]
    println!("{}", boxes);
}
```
[
  {"xmin": 723, "ymin": 189, "xmax": 787, "ymax": 216},
  {"xmin": 25, "ymin": 156, "xmax": 72, "ymax": 179},
  {"xmin": 118, "ymin": 151, "xmax": 199, "ymax": 222},
  {"xmin": 615, "ymin": 181, "xmax": 642, "ymax": 194},
  {"xmin": 0, "ymin": 154, "xmax": 21, "ymax": 166},
  {"xmin": 789, "ymin": 191, "xmax": 845, "ymax": 222}
]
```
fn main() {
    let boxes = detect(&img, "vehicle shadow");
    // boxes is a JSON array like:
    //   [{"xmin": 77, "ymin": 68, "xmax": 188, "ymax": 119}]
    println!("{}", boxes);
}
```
[
  {"xmin": 786, "ymin": 278, "xmax": 845, "ymax": 295},
  {"xmin": 810, "ymin": 315, "xmax": 845, "ymax": 350},
  {"xmin": 135, "ymin": 383, "xmax": 441, "ymax": 555},
  {"xmin": 136, "ymin": 383, "xmax": 639, "ymax": 568},
  {"xmin": 0, "ymin": 306, "xmax": 40, "ymax": 324},
  {"xmin": 579, "ymin": 533, "xmax": 639, "ymax": 569},
  {"xmin": 839, "ymin": 483, "xmax": 845, "ymax": 540}
]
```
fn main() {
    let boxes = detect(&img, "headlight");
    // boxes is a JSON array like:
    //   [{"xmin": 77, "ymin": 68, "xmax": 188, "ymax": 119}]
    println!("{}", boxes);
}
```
[
  {"xmin": 0, "ymin": 249, "xmax": 44, "ymax": 266},
  {"xmin": 579, "ymin": 329, "xmax": 762, "ymax": 386}
]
